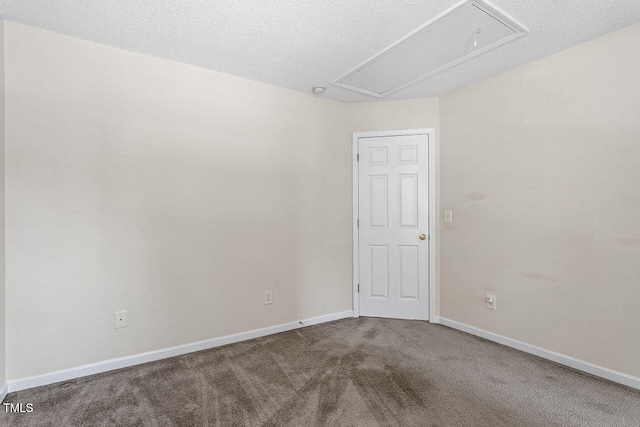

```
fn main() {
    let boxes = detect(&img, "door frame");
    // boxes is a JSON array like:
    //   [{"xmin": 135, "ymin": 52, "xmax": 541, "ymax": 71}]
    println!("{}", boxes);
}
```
[{"xmin": 352, "ymin": 128, "xmax": 437, "ymax": 320}]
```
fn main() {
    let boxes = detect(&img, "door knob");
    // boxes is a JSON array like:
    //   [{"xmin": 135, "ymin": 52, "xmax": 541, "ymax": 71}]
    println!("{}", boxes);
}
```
[{"xmin": 419, "ymin": 234, "xmax": 426, "ymax": 240}]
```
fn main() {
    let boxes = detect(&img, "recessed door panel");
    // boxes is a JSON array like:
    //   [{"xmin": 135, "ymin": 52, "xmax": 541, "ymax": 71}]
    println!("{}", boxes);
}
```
[
  {"xmin": 399, "ymin": 174, "xmax": 418, "ymax": 228},
  {"xmin": 398, "ymin": 145, "xmax": 418, "ymax": 165},
  {"xmin": 369, "ymin": 147, "xmax": 388, "ymax": 165},
  {"xmin": 369, "ymin": 175, "xmax": 388, "ymax": 228},
  {"xmin": 370, "ymin": 245, "xmax": 389, "ymax": 298},
  {"xmin": 399, "ymin": 245, "xmax": 419, "ymax": 300}
]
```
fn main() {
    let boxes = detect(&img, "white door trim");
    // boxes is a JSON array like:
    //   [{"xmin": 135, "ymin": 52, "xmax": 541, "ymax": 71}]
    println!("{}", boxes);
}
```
[{"xmin": 352, "ymin": 128, "xmax": 436, "ymax": 320}]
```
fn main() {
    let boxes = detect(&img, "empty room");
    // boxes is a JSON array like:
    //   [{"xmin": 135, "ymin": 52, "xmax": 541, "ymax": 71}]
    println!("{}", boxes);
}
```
[{"xmin": 1, "ymin": 0, "xmax": 640, "ymax": 426}]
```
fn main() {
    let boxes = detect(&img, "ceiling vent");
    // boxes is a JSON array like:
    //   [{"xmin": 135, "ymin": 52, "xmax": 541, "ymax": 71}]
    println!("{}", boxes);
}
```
[{"xmin": 332, "ymin": 0, "xmax": 527, "ymax": 98}]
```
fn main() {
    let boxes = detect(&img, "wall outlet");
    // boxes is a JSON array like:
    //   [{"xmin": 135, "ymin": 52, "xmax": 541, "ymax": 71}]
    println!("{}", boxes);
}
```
[
  {"xmin": 115, "ymin": 310, "xmax": 127, "ymax": 328},
  {"xmin": 485, "ymin": 294, "xmax": 496, "ymax": 310},
  {"xmin": 264, "ymin": 290, "xmax": 273, "ymax": 305},
  {"xmin": 444, "ymin": 210, "xmax": 453, "ymax": 223}
]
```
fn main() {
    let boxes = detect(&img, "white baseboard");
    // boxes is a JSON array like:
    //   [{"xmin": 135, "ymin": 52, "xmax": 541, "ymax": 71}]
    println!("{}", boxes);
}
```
[
  {"xmin": 0, "ymin": 382, "xmax": 8, "ymax": 403},
  {"xmin": 429, "ymin": 316, "xmax": 441, "ymax": 324},
  {"xmin": 439, "ymin": 317, "xmax": 640, "ymax": 391},
  {"xmin": 7, "ymin": 310, "xmax": 353, "ymax": 394}
]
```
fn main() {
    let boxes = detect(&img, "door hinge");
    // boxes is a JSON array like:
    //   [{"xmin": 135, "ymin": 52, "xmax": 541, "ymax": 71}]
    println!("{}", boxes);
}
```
[
  {"xmin": 357, "ymin": 284, "xmax": 360, "ymax": 293},
  {"xmin": 356, "ymin": 153, "xmax": 359, "ymax": 162},
  {"xmin": 357, "ymin": 218, "xmax": 359, "ymax": 228}
]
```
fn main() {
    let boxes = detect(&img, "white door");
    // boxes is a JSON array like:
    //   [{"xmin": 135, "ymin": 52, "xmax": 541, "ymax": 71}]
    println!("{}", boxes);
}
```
[{"xmin": 357, "ymin": 132, "xmax": 430, "ymax": 320}]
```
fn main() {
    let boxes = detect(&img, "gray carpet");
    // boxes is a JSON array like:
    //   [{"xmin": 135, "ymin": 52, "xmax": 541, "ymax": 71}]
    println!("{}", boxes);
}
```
[{"xmin": 3, "ymin": 317, "xmax": 639, "ymax": 426}]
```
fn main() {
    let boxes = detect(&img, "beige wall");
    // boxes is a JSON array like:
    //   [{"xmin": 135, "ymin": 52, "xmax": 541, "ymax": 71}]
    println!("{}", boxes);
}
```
[
  {"xmin": 2, "ymin": 21, "xmax": 442, "ymax": 382},
  {"xmin": 4, "ymin": 21, "xmax": 353, "ymax": 379},
  {"xmin": 440, "ymin": 22, "xmax": 640, "ymax": 377},
  {"xmin": 349, "ymin": 98, "xmax": 439, "ymax": 133},
  {"xmin": 0, "ymin": 19, "xmax": 6, "ymax": 389}
]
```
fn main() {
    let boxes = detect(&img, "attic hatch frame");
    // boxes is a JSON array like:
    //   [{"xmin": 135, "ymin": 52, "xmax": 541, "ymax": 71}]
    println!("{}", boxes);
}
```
[{"xmin": 332, "ymin": 0, "xmax": 528, "ymax": 98}]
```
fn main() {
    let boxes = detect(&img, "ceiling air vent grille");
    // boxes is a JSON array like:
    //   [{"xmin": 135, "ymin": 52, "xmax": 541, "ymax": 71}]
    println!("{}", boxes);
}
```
[{"xmin": 332, "ymin": 0, "xmax": 527, "ymax": 98}]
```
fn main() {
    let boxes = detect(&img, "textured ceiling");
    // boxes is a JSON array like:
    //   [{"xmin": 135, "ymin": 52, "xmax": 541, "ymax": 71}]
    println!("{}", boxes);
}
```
[{"xmin": 2, "ymin": 0, "xmax": 640, "ymax": 103}]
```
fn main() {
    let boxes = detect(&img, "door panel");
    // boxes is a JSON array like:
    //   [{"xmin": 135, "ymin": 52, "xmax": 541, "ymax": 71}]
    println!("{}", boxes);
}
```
[
  {"xmin": 399, "ymin": 174, "xmax": 418, "ymax": 227},
  {"xmin": 369, "ymin": 245, "xmax": 389, "ymax": 298},
  {"xmin": 399, "ymin": 245, "xmax": 419, "ymax": 300},
  {"xmin": 358, "ymin": 133, "xmax": 429, "ymax": 320},
  {"xmin": 369, "ymin": 176, "xmax": 388, "ymax": 227}
]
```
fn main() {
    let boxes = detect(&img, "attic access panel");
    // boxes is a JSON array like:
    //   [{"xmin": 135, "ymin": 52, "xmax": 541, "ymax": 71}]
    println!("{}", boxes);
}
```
[{"xmin": 332, "ymin": 0, "xmax": 527, "ymax": 98}]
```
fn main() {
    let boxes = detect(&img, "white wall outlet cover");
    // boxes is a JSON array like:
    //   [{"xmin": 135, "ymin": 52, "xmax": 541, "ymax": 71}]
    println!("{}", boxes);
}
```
[
  {"xmin": 264, "ymin": 290, "xmax": 273, "ymax": 305},
  {"xmin": 115, "ymin": 310, "xmax": 127, "ymax": 328},
  {"xmin": 485, "ymin": 294, "xmax": 496, "ymax": 310},
  {"xmin": 444, "ymin": 210, "xmax": 453, "ymax": 223}
]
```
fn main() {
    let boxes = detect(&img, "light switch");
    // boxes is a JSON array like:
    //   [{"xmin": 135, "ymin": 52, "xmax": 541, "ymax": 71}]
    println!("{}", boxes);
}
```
[{"xmin": 444, "ymin": 210, "xmax": 453, "ymax": 223}]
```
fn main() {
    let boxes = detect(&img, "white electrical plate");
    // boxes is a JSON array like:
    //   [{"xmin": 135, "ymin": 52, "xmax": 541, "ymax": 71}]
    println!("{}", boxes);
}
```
[
  {"xmin": 115, "ymin": 310, "xmax": 127, "ymax": 328},
  {"xmin": 485, "ymin": 294, "xmax": 496, "ymax": 310},
  {"xmin": 333, "ymin": 0, "xmax": 527, "ymax": 98}
]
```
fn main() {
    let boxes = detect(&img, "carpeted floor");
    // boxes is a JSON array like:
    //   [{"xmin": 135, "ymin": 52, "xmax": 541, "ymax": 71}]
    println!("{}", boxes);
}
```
[{"xmin": 3, "ymin": 317, "xmax": 640, "ymax": 426}]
